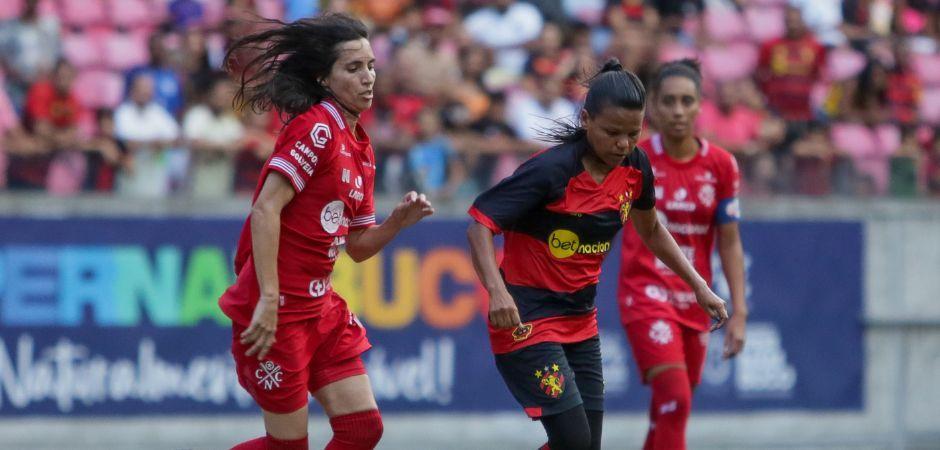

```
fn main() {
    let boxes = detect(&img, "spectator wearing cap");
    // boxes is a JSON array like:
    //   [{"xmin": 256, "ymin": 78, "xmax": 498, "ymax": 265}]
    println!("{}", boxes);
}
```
[
  {"xmin": 464, "ymin": 0, "xmax": 545, "ymax": 76},
  {"xmin": 183, "ymin": 76, "xmax": 244, "ymax": 198},
  {"xmin": 0, "ymin": 0, "xmax": 60, "ymax": 110},
  {"xmin": 114, "ymin": 73, "xmax": 180, "ymax": 197}
]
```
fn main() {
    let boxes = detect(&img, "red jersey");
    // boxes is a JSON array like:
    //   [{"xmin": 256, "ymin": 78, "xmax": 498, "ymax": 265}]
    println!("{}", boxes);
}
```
[
  {"xmin": 757, "ymin": 35, "xmax": 825, "ymax": 121},
  {"xmin": 618, "ymin": 135, "xmax": 740, "ymax": 331},
  {"xmin": 220, "ymin": 100, "xmax": 376, "ymax": 326}
]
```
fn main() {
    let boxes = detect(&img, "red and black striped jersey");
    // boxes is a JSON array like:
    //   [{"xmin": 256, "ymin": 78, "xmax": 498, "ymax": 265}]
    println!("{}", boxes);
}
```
[{"xmin": 469, "ymin": 138, "xmax": 655, "ymax": 354}]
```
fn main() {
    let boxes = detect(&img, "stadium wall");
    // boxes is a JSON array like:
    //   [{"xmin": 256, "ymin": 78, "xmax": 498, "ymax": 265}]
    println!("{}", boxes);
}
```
[{"xmin": 0, "ymin": 195, "xmax": 938, "ymax": 448}]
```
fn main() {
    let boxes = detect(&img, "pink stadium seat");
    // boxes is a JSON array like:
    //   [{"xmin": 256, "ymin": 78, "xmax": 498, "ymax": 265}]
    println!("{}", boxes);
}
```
[
  {"xmin": 102, "ymin": 31, "xmax": 150, "ymax": 70},
  {"xmin": 657, "ymin": 42, "xmax": 698, "ymax": 64},
  {"xmin": 0, "ymin": 0, "xmax": 23, "ymax": 20},
  {"xmin": 704, "ymin": 8, "xmax": 747, "ymax": 43},
  {"xmin": 59, "ymin": 0, "xmax": 107, "ymax": 28},
  {"xmin": 826, "ymin": 47, "xmax": 867, "ymax": 81},
  {"xmin": 73, "ymin": 69, "xmax": 124, "ymax": 109},
  {"xmin": 107, "ymin": 0, "xmax": 154, "ymax": 28},
  {"xmin": 920, "ymin": 87, "xmax": 940, "ymax": 125},
  {"xmin": 831, "ymin": 122, "xmax": 897, "ymax": 194},
  {"xmin": 702, "ymin": 43, "xmax": 758, "ymax": 82},
  {"xmin": 745, "ymin": 6, "xmax": 785, "ymax": 43},
  {"xmin": 200, "ymin": 0, "xmax": 226, "ymax": 27},
  {"xmin": 255, "ymin": 0, "xmax": 284, "ymax": 20},
  {"xmin": 911, "ymin": 53, "xmax": 940, "ymax": 86},
  {"xmin": 62, "ymin": 32, "xmax": 104, "ymax": 69}
]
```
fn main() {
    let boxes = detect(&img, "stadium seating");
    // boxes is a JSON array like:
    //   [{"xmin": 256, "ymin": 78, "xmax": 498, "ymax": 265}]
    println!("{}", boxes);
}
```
[
  {"xmin": 704, "ymin": 7, "xmax": 748, "ymax": 43},
  {"xmin": 912, "ymin": 53, "xmax": 940, "ymax": 86},
  {"xmin": 825, "ymin": 47, "xmax": 867, "ymax": 81},
  {"xmin": 62, "ymin": 31, "xmax": 104, "ymax": 69},
  {"xmin": 106, "ymin": 0, "xmax": 155, "ymax": 29},
  {"xmin": 73, "ymin": 69, "xmax": 124, "ymax": 109},
  {"xmin": 59, "ymin": 0, "xmax": 108, "ymax": 28},
  {"xmin": 701, "ymin": 42, "xmax": 759, "ymax": 82},
  {"xmin": 744, "ymin": 6, "xmax": 785, "ymax": 43},
  {"xmin": 102, "ymin": 31, "xmax": 150, "ymax": 70},
  {"xmin": 920, "ymin": 87, "xmax": 940, "ymax": 124}
]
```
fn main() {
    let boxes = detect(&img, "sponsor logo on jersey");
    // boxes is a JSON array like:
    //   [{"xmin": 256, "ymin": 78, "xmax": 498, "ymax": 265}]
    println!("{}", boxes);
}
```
[
  {"xmin": 255, "ymin": 361, "xmax": 283, "ymax": 390},
  {"xmin": 320, "ymin": 200, "xmax": 345, "ymax": 234},
  {"xmin": 666, "ymin": 187, "xmax": 696, "ymax": 212},
  {"xmin": 340, "ymin": 144, "xmax": 352, "ymax": 157},
  {"xmin": 547, "ymin": 229, "xmax": 611, "ymax": 259},
  {"xmin": 348, "ymin": 189, "xmax": 364, "ymax": 201},
  {"xmin": 289, "ymin": 149, "xmax": 315, "ymax": 176},
  {"xmin": 308, "ymin": 277, "xmax": 330, "ymax": 298},
  {"xmin": 310, "ymin": 123, "xmax": 331, "ymax": 148},
  {"xmin": 698, "ymin": 184, "xmax": 715, "ymax": 207},
  {"xmin": 327, "ymin": 236, "xmax": 345, "ymax": 261},
  {"xmin": 355, "ymin": 176, "xmax": 362, "ymax": 189},
  {"xmin": 695, "ymin": 171, "xmax": 717, "ymax": 184},
  {"xmin": 341, "ymin": 168, "xmax": 351, "ymax": 184},
  {"xmin": 534, "ymin": 363, "xmax": 565, "ymax": 399},
  {"xmin": 649, "ymin": 319, "xmax": 674, "ymax": 345}
]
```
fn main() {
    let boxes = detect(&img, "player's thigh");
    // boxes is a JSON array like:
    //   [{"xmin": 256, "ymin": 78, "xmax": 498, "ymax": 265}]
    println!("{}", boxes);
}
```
[
  {"xmin": 231, "ymin": 321, "xmax": 312, "ymax": 415},
  {"xmin": 681, "ymin": 326, "xmax": 710, "ymax": 386},
  {"xmin": 312, "ymin": 373, "xmax": 378, "ymax": 417},
  {"xmin": 494, "ymin": 342, "xmax": 582, "ymax": 419},
  {"xmin": 625, "ymin": 318, "xmax": 687, "ymax": 383},
  {"xmin": 562, "ymin": 335, "xmax": 604, "ymax": 413}
]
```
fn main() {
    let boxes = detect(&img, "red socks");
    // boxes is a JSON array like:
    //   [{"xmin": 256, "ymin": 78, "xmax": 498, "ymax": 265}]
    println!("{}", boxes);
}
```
[
  {"xmin": 646, "ymin": 368, "xmax": 692, "ymax": 450},
  {"xmin": 230, "ymin": 434, "xmax": 308, "ymax": 450},
  {"xmin": 325, "ymin": 409, "xmax": 384, "ymax": 450}
]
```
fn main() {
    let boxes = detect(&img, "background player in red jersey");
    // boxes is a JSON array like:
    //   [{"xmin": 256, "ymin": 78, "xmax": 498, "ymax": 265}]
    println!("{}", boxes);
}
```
[
  {"xmin": 218, "ymin": 14, "xmax": 433, "ymax": 450},
  {"xmin": 618, "ymin": 60, "xmax": 748, "ymax": 450},
  {"xmin": 467, "ymin": 59, "xmax": 728, "ymax": 450}
]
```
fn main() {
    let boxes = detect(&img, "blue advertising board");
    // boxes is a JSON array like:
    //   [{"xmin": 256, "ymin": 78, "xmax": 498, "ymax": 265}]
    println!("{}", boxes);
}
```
[{"xmin": 0, "ymin": 218, "xmax": 863, "ymax": 415}]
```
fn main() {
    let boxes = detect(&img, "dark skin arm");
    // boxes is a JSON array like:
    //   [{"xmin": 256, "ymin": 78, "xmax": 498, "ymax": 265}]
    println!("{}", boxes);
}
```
[
  {"xmin": 467, "ymin": 222, "xmax": 520, "ymax": 329},
  {"xmin": 630, "ymin": 207, "xmax": 729, "ymax": 330}
]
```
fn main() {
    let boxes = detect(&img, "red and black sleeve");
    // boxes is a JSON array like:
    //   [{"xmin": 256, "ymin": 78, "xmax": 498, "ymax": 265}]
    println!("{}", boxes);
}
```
[{"xmin": 468, "ymin": 155, "xmax": 556, "ymax": 234}]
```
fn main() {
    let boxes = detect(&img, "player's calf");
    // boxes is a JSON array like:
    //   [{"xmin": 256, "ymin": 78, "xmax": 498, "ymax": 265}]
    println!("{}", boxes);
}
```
[
  {"xmin": 324, "ymin": 409, "xmax": 384, "ymax": 450},
  {"xmin": 649, "ymin": 367, "xmax": 692, "ymax": 450}
]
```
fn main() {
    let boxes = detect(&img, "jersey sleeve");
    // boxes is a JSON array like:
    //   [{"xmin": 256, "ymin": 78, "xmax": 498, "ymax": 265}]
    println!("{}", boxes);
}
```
[
  {"xmin": 468, "ymin": 154, "xmax": 555, "ymax": 233},
  {"xmin": 350, "ymin": 149, "xmax": 377, "ymax": 230},
  {"xmin": 716, "ymin": 152, "xmax": 741, "ymax": 224},
  {"xmin": 266, "ymin": 113, "xmax": 332, "ymax": 193},
  {"xmin": 633, "ymin": 147, "xmax": 656, "ymax": 211}
]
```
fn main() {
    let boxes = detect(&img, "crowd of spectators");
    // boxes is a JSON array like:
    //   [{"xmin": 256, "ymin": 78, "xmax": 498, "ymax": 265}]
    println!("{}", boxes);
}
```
[{"xmin": 1, "ymin": 0, "xmax": 939, "ymax": 199}]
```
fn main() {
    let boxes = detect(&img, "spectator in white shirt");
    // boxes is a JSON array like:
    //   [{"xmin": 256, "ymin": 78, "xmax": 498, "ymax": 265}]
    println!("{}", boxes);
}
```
[
  {"xmin": 463, "ymin": 0, "xmax": 544, "ymax": 76},
  {"xmin": 183, "ymin": 76, "xmax": 244, "ymax": 198},
  {"xmin": 507, "ymin": 75, "xmax": 577, "ymax": 144},
  {"xmin": 114, "ymin": 73, "xmax": 180, "ymax": 197}
]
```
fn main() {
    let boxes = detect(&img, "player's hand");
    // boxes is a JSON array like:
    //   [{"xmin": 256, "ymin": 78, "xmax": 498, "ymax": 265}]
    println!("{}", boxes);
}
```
[
  {"xmin": 694, "ymin": 285, "xmax": 728, "ymax": 331},
  {"xmin": 723, "ymin": 312, "xmax": 747, "ymax": 359},
  {"xmin": 390, "ymin": 191, "xmax": 434, "ymax": 228},
  {"xmin": 241, "ymin": 294, "xmax": 279, "ymax": 360},
  {"xmin": 488, "ymin": 288, "xmax": 521, "ymax": 329}
]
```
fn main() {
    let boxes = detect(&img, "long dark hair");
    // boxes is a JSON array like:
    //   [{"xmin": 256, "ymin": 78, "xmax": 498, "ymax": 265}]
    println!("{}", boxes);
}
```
[
  {"xmin": 651, "ymin": 58, "xmax": 703, "ymax": 96},
  {"xmin": 541, "ymin": 58, "xmax": 646, "ymax": 143},
  {"xmin": 225, "ymin": 13, "xmax": 369, "ymax": 118}
]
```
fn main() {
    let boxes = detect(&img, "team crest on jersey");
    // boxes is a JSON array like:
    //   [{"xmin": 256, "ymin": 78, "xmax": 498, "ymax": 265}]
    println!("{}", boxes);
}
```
[
  {"xmin": 310, "ymin": 123, "xmax": 331, "ymax": 148},
  {"xmin": 255, "ymin": 361, "xmax": 283, "ymax": 391},
  {"xmin": 698, "ymin": 184, "xmax": 715, "ymax": 207},
  {"xmin": 512, "ymin": 323, "xmax": 533, "ymax": 342},
  {"xmin": 535, "ymin": 363, "xmax": 565, "ymax": 399},
  {"xmin": 619, "ymin": 190, "xmax": 633, "ymax": 223}
]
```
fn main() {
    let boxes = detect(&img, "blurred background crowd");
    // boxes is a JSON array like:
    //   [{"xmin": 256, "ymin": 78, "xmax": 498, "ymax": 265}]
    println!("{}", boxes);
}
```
[{"xmin": 0, "ymin": 0, "xmax": 939, "ymax": 200}]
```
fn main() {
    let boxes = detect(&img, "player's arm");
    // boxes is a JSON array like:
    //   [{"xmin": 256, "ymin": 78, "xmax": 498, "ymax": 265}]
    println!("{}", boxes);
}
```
[
  {"xmin": 241, "ymin": 173, "xmax": 295, "ymax": 360},
  {"xmin": 467, "ymin": 222, "xmax": 519, "ymax": 329},
  {"xmin": 630, "ymin": 208, "xmax": 728, "ymax": 329},
  {"xmin": 345, "ymin": 191, "xmax": 434, "ymax": 262},
  {"xmin": 718, "ymin": 221, "xmax": 747, "ymax": 357}
]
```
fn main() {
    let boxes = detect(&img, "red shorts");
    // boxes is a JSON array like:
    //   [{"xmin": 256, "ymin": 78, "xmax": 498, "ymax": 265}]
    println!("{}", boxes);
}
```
[
  {"xmin": 231, "ymin": 293, "xmax": 371, "ymax": 413},
  {"xmin": 624, "ymin": 318, "xmax": 709, "ymax": 386}
]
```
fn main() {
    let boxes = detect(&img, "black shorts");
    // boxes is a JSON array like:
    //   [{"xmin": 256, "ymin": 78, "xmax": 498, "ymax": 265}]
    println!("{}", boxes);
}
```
[{"xmin": 494, "ymin": 335, "xmax": 604, "ymax": 419}]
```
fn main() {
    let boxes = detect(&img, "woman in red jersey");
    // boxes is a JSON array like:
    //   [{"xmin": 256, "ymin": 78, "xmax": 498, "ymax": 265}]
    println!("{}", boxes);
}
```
[
  {"xmin": 618, "ymin": 60, "xmax": 748, "ymax": 450},
  {"xmin": 219, "ymin": 14, "xmax": 434, "ymax": 450},
  {"xmin": 468, "ymin": 59, "xmax": 729, "ymax": 450}
]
